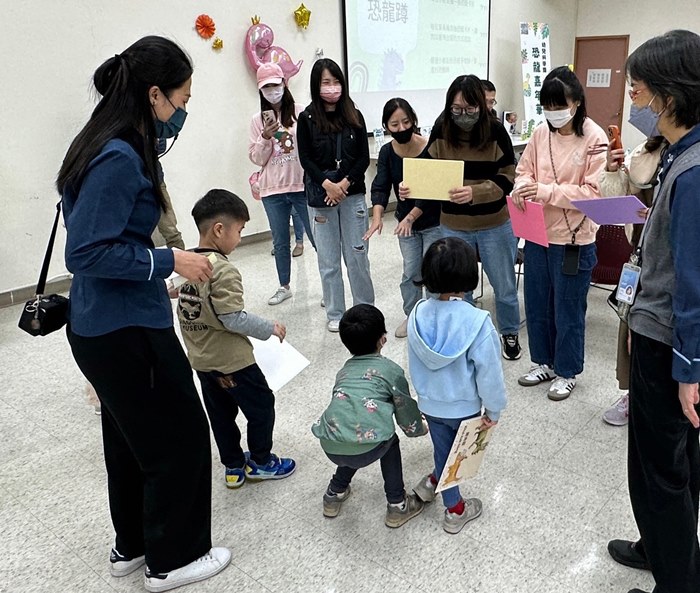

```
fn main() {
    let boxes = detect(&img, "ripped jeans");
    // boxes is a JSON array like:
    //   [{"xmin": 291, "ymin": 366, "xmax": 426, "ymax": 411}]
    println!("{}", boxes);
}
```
[{"xmin": 310, "ymin": 193, "xmax": 375, "ymax": 321}]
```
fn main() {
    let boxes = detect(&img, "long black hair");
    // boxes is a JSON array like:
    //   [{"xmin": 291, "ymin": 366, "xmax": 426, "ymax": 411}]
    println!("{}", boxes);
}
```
[
  {"xmin": 259, "ymin": 85, "xmax": 297, "ymax": 129},
  {"xmin": 57, "ymin": 36, "xmax": 193, "ymax": 210},
  {"xmin": 540, "ymin": 66, "xmax": 587, "ymax": 137},
  {"xmin": 440, "ymin": 75, "xmax": 492, "ymax": 150},
  {"xmin": 308, "ymin": 58, "xmax": 361, "ymax": 134},
  {"xmin": 626, "ymin": 29, "xmax": 700, "ymax": 130}
]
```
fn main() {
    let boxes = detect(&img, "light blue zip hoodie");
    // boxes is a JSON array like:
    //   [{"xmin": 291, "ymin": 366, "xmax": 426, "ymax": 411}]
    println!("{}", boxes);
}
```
[{"xmin": 407, "ymin": 299, "xmax": 507, "ymax": 421}]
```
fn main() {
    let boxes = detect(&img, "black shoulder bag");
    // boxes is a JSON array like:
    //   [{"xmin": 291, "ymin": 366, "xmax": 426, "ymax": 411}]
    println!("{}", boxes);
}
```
[
  {"xmin": 305, "ymin": 133, "xmax": 344, "ymax": 208},
  {"xmin": 18, "ymin": 201, "xmax": 69, "ymax": 336}
]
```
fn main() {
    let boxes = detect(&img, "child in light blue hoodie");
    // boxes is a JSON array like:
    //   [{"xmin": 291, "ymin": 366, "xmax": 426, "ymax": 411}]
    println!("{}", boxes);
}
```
[{"xmin": 407, "ymin": 237, "xmax": 507, "ymax": 534}]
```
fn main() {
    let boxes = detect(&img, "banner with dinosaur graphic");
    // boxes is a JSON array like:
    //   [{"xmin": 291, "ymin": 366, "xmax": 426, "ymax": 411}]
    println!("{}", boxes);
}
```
[{"xmin": 435, "ymin": 416, "xmax": 493, "ymax": 493}]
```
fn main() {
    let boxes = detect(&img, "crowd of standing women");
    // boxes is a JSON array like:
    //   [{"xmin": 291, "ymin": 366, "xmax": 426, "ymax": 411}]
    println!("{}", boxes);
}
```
[{"xmin": 56, "ymin": 28, "xmax": 700, "ymax": 593}]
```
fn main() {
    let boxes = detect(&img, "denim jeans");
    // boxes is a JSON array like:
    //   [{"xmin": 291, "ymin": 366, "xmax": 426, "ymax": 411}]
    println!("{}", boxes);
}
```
[
  {"xmin": 325, "ymin": 434, "xmax": 405, "ymax": 504},
  {"xmin": 310, "ymin": 193, "xmax": 375, "ymax": 321},
  {"xmin": 425, "ymin": 413, "xmax": 480, "ymax": 509},
  {"xmin": 523, "ymin": 242, "xmax": 597, "ymax": 378},
  {"xmin": 397, "ymin": 225, "xmax": 444, "ymax": 316},
  {"xmin": 262, "ymin": 192, "xmax": 316, "ymax": 286},
  {"xmin": 441, "ymin": 220, "xmax": 520, "ymax": 335},
  {"xmin": 291, "ymin": 206, "xmax": 305, "ymax": 243}
]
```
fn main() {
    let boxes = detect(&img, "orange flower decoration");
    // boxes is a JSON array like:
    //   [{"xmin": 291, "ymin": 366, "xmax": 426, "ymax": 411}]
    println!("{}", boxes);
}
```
[{"xmin": 195, "ymin": 14, "xmax": 216, "ymax": 39}]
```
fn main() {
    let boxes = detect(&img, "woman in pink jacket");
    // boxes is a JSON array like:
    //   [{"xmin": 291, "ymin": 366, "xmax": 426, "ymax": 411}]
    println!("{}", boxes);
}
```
[
  {"xmin": 249, "ymin": 63, "xmax": 316, "ymax": 306},
  {"xmin": 512, "ymin": 66, "xmax": 607, "ymax": 400}
]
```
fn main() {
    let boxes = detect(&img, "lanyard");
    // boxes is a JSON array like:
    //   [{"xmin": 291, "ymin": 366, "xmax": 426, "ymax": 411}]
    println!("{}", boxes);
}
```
[{"xmin": 548, "ymin": 131, "xmax": 587, "ymax": 244}]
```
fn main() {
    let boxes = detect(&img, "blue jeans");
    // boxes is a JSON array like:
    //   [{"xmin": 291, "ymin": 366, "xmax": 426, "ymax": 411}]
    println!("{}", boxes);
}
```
[
  {"xmin": 310, "ymin": 194, "xmax": 375, "ymax": 321},
  {"xmin": 523, "ymin": 242, "xmax": 597, "ymax": 378},
  {"xmin": 262, "ymin": 192, "xmax": 316, "ymax": 286},
  {"xmin": 425, "ymin": 413, "xmax": 480, "ymax": 509},
  {"xmin": 441, "ymin": 220, "xmax": 520, "ymax": 335},
  {"xmin": 397, "ymin": 225, "xmax": 444, "ymax": 316},
  {"xmin": 291, "ymin": 207, "xmax": 304, "ymax": 243}
]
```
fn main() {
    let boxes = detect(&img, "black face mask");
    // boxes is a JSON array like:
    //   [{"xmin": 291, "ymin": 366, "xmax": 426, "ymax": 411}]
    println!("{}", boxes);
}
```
[{"xmin": 391, "ymin": 127, "xmax": 414, "ymax": 144}]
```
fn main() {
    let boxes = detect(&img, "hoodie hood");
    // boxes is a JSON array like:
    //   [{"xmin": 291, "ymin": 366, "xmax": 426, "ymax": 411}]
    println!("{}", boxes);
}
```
[{"xmin": 408, "ymin": 299, "xmax": 490, "ymax": 370}]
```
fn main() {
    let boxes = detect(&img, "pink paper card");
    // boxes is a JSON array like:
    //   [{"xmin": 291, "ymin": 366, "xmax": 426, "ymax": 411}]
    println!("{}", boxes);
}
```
[{"xmin": 506, "ymin": 196, "xmax": 548, "ymax": 247}]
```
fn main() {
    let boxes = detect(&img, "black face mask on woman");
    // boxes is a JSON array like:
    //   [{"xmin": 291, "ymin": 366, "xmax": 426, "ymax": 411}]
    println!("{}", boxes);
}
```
[{"xmin": 391, "ymin": 127, "xmax": 414, "ymax": 144}]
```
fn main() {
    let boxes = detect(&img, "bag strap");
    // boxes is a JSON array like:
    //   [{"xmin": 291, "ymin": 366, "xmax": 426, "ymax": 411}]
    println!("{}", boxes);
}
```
[
  {"xmin": 334, "ymin": 133, "xmax": 342, "ymax": 170},
  {"xmin": 35, "ymin": 201, "xmax": 62, "ymax": 297}
]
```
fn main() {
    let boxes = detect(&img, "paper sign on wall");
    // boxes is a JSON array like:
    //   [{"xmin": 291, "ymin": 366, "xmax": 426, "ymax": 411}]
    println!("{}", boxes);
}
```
[{"xmin": 586, "ymin": 69, "xmax": 611, "ymax": 88}]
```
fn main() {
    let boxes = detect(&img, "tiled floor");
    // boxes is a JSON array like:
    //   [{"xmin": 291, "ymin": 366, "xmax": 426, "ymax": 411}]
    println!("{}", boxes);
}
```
[{"xmin": 0, "ymin": 217, "xmax": 658, "ymax": 593}]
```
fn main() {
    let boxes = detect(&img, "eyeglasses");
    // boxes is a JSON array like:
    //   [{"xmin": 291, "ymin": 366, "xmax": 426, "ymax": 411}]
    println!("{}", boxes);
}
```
[
  {"xmin": 486, "ymin": 99, "xmax": 498, "ymax": 107},
  {"xmin": 627, "ymin": 84, "xmax": 648, "ymax": 101},
  {"xmin": 450, "ymin": 105, "xmax": 479, "ymax": 116}
]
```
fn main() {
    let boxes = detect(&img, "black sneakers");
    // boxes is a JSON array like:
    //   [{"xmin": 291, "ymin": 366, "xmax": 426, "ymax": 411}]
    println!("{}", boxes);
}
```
[
  {"xmin": 501, "ymin": 334, "xmax": 522, "ymax": 360},
  {"xmin": 607, "ymin": 539, "xmax": 650, "ymax": 571}
]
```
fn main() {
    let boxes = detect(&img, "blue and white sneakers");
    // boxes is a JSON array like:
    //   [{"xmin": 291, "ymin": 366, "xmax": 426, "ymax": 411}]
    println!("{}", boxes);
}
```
[
  {"xmin": 224, "ymin": 466, "xmax": 247, "ymax": 489},
  {"xmin": 224, "ymin": 453, "xmax": 296, "ymax": 488},
  {"xmin": 245, "ymin": 453, "xmax": 296, "ymax": 481}
]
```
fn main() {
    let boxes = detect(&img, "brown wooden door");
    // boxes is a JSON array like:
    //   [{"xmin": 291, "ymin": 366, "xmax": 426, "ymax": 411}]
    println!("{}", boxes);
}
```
[{"xmin": 574, "ymin": 36, "xmax": 629, "ymax": 131}]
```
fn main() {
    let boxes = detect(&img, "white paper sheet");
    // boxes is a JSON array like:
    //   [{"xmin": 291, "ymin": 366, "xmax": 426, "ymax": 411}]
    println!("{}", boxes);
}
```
[{"xmin": 250, "ymin": 336, "xmax": 310, "ymax": 392}]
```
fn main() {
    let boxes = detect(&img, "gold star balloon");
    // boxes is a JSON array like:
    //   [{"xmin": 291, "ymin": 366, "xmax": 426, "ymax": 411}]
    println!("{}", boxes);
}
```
[{"xmin": 294, "ymin": 3, "xmax": 311, "ymax": 29}]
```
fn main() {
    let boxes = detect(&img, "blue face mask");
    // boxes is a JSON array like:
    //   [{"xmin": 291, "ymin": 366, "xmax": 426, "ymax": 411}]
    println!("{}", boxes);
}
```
[
  {"xmin": 154, "ymin": 98, "xmax": 187, "ymax": 139},
  {"xmin": 628, "ymin": 103, "xmax": 659, "ymax": 138}
]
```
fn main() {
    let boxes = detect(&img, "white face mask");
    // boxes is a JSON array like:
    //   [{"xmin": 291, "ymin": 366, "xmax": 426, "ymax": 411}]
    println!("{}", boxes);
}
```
[
  {"xmin": 543, "ymin": 107, "xmax": 575, "ymax": 129},
  {"xmin": 261, "ymin": 85, "xmax": 285, "ymax": 105}
]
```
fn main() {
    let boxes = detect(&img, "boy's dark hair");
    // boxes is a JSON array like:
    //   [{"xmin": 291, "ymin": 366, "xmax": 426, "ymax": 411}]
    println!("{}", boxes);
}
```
[
  {"xmin": 339, "ymin": 304, "xmax": 387, "ymax": 356},
  {"xmin": 415, "ymin": 237, "xmax": 479, "ymax": 294},
  {"xmin": 626, "ymin": 29, "xmax": 700, "ymax": 129},
  {"xmin": 540, "ymin": 66, "xmax": 587, "ymax": 137},
  {"xmin": 191, "ymin": 189, "xmax": 250, "ymax": 232}
]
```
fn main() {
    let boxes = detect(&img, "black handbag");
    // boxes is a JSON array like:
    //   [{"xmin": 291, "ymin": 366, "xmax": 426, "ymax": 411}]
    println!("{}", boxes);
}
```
[
  {"xmin": 18, "ymin": 202, "xmax": 69, "ymax": 336},
  {"xmin": 305, "ymin": 133, "xmax": 343, "ymax": 208}
]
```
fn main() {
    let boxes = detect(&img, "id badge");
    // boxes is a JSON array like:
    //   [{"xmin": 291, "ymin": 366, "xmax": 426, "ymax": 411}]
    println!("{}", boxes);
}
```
[
  {"xmin": 616, "ymin": 263, "xmax": 641, "ymax": 305},
  {"xmin": 562, "ymin": 244, "xmax": 580, "ymax": 276}
]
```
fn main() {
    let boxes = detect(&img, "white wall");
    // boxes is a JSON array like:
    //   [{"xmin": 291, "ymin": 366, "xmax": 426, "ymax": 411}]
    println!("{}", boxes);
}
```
[
  {"xmin": 489, "ymin": 0, "xmax": 579, "ymax": 127},
  {"xmin": 1, "ymin": 0, "xmax": 343, "ymax": 292},
  {"xmin": 575, "ymin": 0, "xmax": 699, "ymax": 148},
  {"xmin": 3, "ymin": 0, "xmax": 689, "ymax": 293}
]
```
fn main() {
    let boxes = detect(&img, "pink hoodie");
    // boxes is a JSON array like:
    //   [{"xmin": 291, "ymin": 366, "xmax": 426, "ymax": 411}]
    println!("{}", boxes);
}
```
[
  {"xmin": 514, "ymin": 117, "xmax": 607, "ymax": 245},
  {"xmin": 248, "ymin": 103, "xmax": 305, "ymax": 198}
]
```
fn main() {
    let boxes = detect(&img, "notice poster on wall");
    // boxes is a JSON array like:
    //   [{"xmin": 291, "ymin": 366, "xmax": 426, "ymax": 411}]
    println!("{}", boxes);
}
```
[
  {"xmin": 343, "ymin": 0, "xmax": 490, "ymax": 128},
  {"xmin": 519, "ymin": 22, "xmax": 551, "ymax": 137}
]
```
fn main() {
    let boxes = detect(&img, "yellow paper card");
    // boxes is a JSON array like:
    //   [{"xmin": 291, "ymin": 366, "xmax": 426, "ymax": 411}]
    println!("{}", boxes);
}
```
[{"xmin": 402, "ymin": 158, "xmax": 464, "ymax": 201}]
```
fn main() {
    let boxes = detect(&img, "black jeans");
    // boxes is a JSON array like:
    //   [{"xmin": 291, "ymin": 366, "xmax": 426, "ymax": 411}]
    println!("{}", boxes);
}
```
[
  {"xmin": 67, "ymin": 326, "xmax": 212, "ymax": 574},
  {"xmin": 628, "ymin": 331, "xmax": 700, "ymax": 593},
  {"xmin": 197, "ymin": 364, "xmax": 275, "ymax": 468},
  {"xmin": 326, "ymin": 434, "xmax": 405, "ymax": 504}
]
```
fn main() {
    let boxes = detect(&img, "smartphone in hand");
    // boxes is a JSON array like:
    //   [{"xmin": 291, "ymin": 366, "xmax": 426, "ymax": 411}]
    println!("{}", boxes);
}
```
[
  {"xmin": 607, "ymin": 125, "xmax": 624, "ymax": 163},
  {"xmin": 262, "ymin": 110, "xmax": 275, "ymax": 126}
]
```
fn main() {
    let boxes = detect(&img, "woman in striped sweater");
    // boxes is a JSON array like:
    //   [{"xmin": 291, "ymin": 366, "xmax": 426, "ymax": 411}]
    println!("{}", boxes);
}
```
[{"xmin": 400, "ymin": 74, "xmax": 521, "ymax": 361}]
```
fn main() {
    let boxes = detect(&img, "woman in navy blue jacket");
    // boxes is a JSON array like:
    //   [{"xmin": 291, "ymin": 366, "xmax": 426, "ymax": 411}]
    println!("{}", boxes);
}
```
[{"xmin": 57, "ymin": 36, "xmax": 230, "ymax": 591}]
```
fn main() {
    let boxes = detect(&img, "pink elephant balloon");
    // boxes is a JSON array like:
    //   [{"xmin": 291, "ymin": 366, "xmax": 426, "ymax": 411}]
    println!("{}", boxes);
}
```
[{"xmin": 245, "ymin": 19, "xmax": 303, "ymax": 81}]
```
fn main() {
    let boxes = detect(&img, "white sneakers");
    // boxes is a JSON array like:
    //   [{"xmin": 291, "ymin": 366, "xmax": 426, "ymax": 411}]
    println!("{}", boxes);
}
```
[
  {"xmin": 518, "ymin": 364, "xmax": 577, "ymax": 401},
  {"xmin": 144, "ymin": 547, "xmax": 231, "ymax": 592},
  {"xmin": 327, "ymin": 319, "xmax": 340, "ymax": 333},
  {"xmin": 109, "ymin": 548, "xmax": 145, "ymax": 577},
  {"xmin": 394, "ymin": 318, "xmax": 409, "ymax": 339},
  {"xmin": 268, "ymin": 286, "xmax": 292, "ymax": 306}
]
